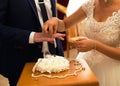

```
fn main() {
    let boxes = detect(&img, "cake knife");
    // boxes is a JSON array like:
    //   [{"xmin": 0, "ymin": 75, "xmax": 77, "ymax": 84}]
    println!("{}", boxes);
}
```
[{"xmin": 53, "ymin": 39, "xmax": 57, "ymax": 57}]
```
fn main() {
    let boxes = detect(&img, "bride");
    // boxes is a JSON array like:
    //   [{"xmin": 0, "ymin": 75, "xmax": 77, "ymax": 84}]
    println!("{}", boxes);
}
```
[{"xmin": 42, "ymin": 0, "xmax": 120, "ymax": 86}]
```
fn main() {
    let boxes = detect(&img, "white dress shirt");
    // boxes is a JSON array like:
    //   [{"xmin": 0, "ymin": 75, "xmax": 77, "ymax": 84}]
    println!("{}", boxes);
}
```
[{"xmin": 29, "ymin": 0, "xmax": 52, "ymax": 44}]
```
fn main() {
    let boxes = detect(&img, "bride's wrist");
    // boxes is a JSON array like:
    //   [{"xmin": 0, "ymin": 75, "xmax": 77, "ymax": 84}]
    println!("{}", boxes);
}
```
[{"xmin": 58, "ymin": 19, "xmax": 66, "ymax": 32}]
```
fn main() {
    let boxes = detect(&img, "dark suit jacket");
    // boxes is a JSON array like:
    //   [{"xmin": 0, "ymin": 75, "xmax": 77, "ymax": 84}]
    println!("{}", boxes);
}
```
[{"xmin": 0, "ymin": 0, "xmax": 64, "ymax": 85}]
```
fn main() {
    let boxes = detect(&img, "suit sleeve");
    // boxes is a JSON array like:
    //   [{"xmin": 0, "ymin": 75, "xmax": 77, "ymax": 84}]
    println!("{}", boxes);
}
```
[
  {"xmin": 0, "ymin": 25, "xmax": 31, "ymax": 46},
  {"xmin": 0, "ymin": 0, "xmax": 31, "ymax": 46}
]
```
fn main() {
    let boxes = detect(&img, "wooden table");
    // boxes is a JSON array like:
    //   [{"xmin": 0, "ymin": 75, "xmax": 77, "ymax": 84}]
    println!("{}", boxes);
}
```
[{"xmin": 17, "ymin": 59, "xmax": 99, "ymax": 86}]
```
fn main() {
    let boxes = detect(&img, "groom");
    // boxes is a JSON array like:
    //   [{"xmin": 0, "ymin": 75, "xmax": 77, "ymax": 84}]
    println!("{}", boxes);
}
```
[{"xmin": 0, "ymin": 0, "xmax": 64, "ymax": 86}]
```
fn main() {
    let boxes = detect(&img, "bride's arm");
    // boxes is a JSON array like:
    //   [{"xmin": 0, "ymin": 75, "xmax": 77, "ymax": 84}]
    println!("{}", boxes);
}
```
[
  {"xmin": 63, "ymin": 7, "xmax": 86, "ymax": 29},
  {"xmin": 95, "ymin": 40, "xmax": 120, "ymax": 60},
  {"xmin": 43, "ymin": 7, "xmax": 87, "ymax": 34}
]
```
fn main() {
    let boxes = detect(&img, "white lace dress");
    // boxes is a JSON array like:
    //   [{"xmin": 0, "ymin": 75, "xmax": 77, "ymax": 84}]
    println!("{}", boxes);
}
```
[{"xmin": 77, "ymin": 0, "xmax": 120, "ymax": 86}]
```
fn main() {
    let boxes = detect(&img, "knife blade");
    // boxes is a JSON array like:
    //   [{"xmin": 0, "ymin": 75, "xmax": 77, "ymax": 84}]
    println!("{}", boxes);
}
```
[{"xmin": 53, "ymin": 39, "xmax": 57, "ymax": 57}]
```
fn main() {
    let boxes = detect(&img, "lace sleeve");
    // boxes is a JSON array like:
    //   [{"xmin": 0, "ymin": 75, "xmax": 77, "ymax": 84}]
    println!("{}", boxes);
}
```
[
  {"xmin": 81, "ymin": 0, "xmax": 94, "ymax": 17},
  {"xmin": 118, "ymin": 31, "xmax": 120, "ymax": 48}
]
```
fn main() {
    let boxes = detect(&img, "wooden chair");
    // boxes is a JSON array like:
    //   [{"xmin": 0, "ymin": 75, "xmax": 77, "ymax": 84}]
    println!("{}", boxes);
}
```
[
  {"xmin": 56, "ymin": 3, "xmax": 81, "ymax": 58},
  {"xmin": 56, "ymin": 3, "xmax": 67, "ymax": 15}
]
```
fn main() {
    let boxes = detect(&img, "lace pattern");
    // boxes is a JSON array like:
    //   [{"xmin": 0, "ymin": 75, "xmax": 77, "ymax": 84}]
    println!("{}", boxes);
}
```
[
  {"xmin": 82, "ymin": 0, "xmax": 120, "ymax": 46},
  {"xmin": 79, "ymin": 1, "xmax": 120, "ymax": 86},
  {"xmin": 81, "ymin": 0, "xmax": 120, "ymax": 64},
  {"xmin": 81, "ymin": 0, "xmax": 94, "ymax": 17}
]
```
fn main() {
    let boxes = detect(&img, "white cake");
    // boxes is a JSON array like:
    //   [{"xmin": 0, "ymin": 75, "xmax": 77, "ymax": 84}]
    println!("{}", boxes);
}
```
[{"xmin": 32, "ymin": 55, "xmax": 70, "ymax": 74}]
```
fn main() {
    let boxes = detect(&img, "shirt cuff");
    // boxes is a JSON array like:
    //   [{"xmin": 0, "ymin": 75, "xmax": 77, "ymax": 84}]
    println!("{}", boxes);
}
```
[{"xmin": 29, "ymin": 32, "xmax": 35, "ymax": 44}]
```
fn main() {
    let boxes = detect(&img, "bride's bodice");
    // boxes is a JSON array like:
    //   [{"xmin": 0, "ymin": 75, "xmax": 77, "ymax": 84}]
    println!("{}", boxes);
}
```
[
  {"xmin": 82, "ymin": 0, "xmax": 120, "ymax": 47},
  {"xmin": 79, "ymin": 0, "xmax": 120, "ymax": 65},
  {"xmin": 77, "ymin": 1, "xmax": 120, "ymax": 86}
]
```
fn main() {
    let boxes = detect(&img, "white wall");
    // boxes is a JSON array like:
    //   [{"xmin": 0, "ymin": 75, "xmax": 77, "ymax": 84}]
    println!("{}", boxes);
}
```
[
  {"xmin": 66, "ymin": 0, "xmax": 88, "ymax": 37},
  {"xmin": 66, "ymin": 0, "xmax": 88, "ymax": 16}
]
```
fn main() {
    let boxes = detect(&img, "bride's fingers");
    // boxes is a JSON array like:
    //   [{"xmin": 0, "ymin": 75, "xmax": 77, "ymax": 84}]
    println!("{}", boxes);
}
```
[
  {"xmin": 76, "ymin": 47, "xmax": 87, "ymax": 52},
  {"xmin": 75, "ymin": 37, "xmax": 88, "ymax": 41},
  {"xmin": 42, "ymin": 23, "xmax": 49, "ymax": 34},
  {"xmin": 53, "ymin": 25, "xmax": 57, "ymax": 34},
  {"xmin": 49, "ymin": 25, "xmax": 54, "ymax": 35}
]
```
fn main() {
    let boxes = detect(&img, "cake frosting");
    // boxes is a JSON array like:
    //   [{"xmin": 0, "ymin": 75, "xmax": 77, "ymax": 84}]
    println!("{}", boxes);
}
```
[{"xmin": 32, "ymin": 55, "xmax": 70, "ymax": 74}]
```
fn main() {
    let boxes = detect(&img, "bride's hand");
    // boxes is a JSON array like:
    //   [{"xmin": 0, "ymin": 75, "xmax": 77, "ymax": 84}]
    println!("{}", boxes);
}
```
[
  {"xmin": 42, "ymin": 17, "xmax": 58, "ymax": 34},
  {"xmin": 42, "ymin": 17, "xmax": 65, "ymax": 35},
  {"xmin": 74, "ymin": 37, "xmax": 95, "ymax": 52}
]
